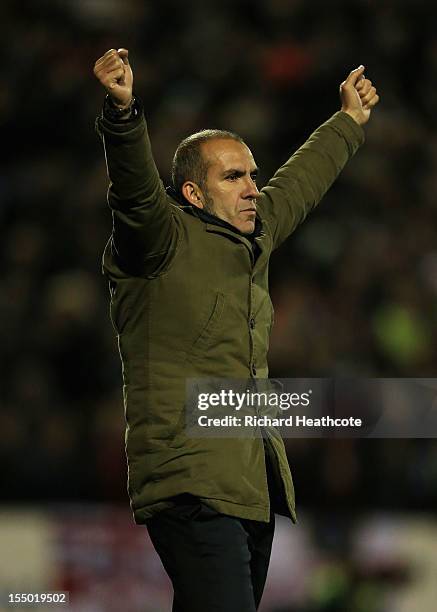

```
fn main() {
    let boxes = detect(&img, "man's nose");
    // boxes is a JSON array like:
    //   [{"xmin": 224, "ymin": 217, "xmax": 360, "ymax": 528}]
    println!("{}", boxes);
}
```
[{"xmin": 242, "ymin": 177, "xmax": 259, "ymax": 199}]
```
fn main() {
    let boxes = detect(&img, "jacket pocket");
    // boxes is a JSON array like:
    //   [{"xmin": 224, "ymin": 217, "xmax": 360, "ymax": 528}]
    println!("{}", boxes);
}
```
[{"xmin": 189, "ymin": 292, "xmax": 227, "ymax": 358}]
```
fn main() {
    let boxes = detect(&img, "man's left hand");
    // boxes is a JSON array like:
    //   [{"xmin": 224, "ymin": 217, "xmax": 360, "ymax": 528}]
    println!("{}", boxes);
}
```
[{"xmin": 340, "ymin": 65, "xmax": 380, "ymax": 125}]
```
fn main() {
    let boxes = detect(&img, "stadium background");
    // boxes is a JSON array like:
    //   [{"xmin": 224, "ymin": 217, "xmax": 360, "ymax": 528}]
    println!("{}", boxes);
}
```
[{"xmin": 1, "ymin": 0, "xmax": 436, "ymax": 610}]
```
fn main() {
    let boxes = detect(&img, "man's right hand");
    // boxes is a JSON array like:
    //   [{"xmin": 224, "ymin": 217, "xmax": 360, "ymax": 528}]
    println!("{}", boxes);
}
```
[{"xmin": 93, "ymin": 48, "xmax": 133, "ymax": 109}]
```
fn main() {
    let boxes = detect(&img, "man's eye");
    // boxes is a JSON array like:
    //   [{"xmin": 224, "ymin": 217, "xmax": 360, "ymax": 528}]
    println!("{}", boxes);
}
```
[
  {"xmin": 227, "ymin": 174, "xmax": 238, "ymax": 181},
  {"xmin": 250, "ymin": 174, "xmax": 257, "ymax": 182}
]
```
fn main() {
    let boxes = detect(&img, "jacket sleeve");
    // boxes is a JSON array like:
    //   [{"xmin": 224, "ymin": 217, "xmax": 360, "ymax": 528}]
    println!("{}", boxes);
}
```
[
  {"xmin": 96, "ymin": 98, "xmax": 178, "ymax": 277},
  {"xmin": 258, "ymin": 111, "xmax": 365, "ymax": 251}
]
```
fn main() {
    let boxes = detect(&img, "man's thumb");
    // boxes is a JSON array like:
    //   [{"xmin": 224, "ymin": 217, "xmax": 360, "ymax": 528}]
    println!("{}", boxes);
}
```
[
  {"xmin": 117, "ymin": 48, "xmax": 129, "ymax": 65},
  {"xmin": 343, "ymin": 65, "xmax": 365, "ymax": 87}
]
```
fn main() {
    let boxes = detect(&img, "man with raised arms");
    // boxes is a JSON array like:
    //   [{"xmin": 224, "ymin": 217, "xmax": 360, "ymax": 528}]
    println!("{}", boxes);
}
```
[{"xmin": 94, "ymin": 48, "xmax": 378, "ymax": 611}]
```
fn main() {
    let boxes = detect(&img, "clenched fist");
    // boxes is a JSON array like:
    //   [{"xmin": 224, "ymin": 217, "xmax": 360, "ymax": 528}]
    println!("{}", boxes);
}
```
[
  {"xmin": 340, "ymin": 65, "xmax": 379, "ymax": 126},
  {"xmin": 93, "ymin": 48, "xmax": 133, "ymax": 109}
]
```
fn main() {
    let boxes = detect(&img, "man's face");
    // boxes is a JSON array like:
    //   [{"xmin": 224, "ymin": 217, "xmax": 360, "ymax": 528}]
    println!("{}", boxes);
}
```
[{"xmin": 200, "ymin": 139, "xmax": 259, "ymax": 235}]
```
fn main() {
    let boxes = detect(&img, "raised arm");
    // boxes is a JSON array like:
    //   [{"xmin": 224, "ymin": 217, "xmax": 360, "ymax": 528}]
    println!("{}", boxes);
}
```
[
  {"xmin": 259, "ymin": 66, "xmax": 379, "ymax": 251},
  {"xmin": 94, "ymin": 49, "xmax": 178, "ymax": 277}
]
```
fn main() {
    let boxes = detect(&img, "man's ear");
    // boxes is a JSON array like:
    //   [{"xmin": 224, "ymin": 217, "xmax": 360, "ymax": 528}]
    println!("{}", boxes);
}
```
[{"xmin": 181, "ymin": 181, "xmax": 204, "ymax": 208}]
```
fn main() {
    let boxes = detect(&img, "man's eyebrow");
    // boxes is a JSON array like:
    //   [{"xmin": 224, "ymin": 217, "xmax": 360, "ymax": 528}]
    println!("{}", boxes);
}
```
[{"xmin": 222, "ymin": 167, "xmax": 259, "ymax": 176}]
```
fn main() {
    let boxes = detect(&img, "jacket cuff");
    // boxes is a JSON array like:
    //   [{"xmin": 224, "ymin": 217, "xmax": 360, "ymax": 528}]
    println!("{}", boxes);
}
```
[
  {"xmin": 95, "ymin": 95, "xmax": 145, "ymax": 139},
  {"xmin": 327, "ymin": 110, "xmax": 365, "ymax": 154}
]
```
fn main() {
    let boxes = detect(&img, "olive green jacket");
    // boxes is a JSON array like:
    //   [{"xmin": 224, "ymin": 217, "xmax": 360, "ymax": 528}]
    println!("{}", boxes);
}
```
[{"xmin": 96, "ymin": 101, "xmax": 364, "ymax": 524}]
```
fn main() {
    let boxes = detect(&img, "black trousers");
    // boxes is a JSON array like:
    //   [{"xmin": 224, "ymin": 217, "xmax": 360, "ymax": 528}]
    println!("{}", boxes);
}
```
[
  {"xmin": 146, "ymin": 495, "xmax": 275, "ymax": 611},
  {"xmin": 145, "ymin": 442, "xmax": 283, "ymax": 611}
]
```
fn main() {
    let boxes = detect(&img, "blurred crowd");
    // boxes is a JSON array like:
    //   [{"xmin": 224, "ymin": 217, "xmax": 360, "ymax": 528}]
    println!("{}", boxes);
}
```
[{"xmin": 1, "ymin": 0, "xmax": 436, "ymax": 519}]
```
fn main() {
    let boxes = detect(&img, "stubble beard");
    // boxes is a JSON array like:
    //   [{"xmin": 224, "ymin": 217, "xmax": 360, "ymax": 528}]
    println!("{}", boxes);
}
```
[
  {"xmin": 202, "ymin": 187, "xmax": 254, "ymax": 235},
  {"xmin": 202, "ymin": 187, "xmax": 216, "ymax": 216}
]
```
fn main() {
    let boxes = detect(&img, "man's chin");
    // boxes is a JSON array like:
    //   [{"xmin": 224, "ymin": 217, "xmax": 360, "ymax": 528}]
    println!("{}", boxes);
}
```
[{"xmin": 239, "ymin": 220, "xmax": 256, "ymax": 235}]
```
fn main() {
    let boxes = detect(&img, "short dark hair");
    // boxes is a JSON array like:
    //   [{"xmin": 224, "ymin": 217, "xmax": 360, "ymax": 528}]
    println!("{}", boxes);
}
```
[{"xmin": 171, "ymin": 129, "xmax": 245, "ymax": 196}]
